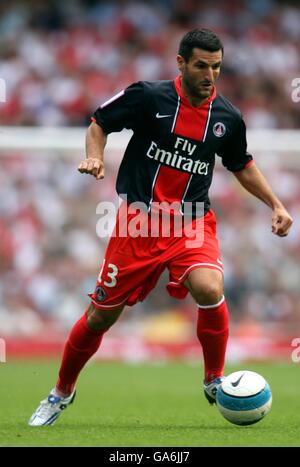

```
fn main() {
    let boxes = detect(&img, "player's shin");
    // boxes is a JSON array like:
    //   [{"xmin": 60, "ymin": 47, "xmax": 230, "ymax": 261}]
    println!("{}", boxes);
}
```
[
  {"xmin": 55, "ymin": 311, "xmax": 106, "ymax": 396},
  {"xmin": 197, "ymin": 297, "xmax": 229, "ymax": 383}
]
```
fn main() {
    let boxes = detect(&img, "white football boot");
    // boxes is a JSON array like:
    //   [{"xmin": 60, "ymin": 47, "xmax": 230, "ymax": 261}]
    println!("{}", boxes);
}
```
[
  {"xmin": 203, "ymin": 377, "xmax": 225, "ymax": 405},
  {"xmin": 28, "ymin": 389, "xmax": 76, "ymax": 426}
]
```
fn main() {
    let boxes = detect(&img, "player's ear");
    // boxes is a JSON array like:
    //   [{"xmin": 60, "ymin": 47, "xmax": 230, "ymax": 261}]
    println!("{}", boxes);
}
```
[{"xmin": 176, "ymin": 55, "xmax": 185, "ymax": 72}]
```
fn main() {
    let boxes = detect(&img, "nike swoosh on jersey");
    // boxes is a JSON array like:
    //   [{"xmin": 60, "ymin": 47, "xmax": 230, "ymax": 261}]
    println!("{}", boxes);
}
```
[{"xmin": 156, "ymin": 113, "xmax": 172, "ymax": 118}]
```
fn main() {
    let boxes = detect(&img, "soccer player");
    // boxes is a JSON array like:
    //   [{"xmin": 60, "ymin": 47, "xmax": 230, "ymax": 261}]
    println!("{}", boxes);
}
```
[{"xmin": 29, "ymin": 28, "xmax": 292, "ymax": 426}]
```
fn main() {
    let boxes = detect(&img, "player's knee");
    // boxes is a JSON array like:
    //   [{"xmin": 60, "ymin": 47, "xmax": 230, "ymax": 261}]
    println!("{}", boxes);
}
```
[
  {"xmin": 197, "ymin": 286, "xmax": 222, "ymax": 305},
  {"xmin": 188, "ymin": 280, "xmax": 223, "ymax": 306},
  {"xmin": 185, "ymin": 269, "xmax": 224, "ymax": 306},
  {"xmin": 86, "ymin": 303, "xmax": 123, "ymax": 332}
]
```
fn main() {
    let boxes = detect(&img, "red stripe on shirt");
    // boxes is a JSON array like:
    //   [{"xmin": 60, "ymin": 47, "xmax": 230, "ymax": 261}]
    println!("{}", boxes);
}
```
[
  {"xmin": 153, "ymin": 165, "xmax": 190, "ymax": 206},
  {"xmin": 152, "ymin": 76, "xmax": 215, "ymax": 207}
]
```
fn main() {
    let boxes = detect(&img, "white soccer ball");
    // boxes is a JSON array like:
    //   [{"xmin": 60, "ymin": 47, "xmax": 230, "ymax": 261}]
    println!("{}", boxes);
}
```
[{"xmin": 216, "ymin": 370, "xmax": 272, "ymax": 426}]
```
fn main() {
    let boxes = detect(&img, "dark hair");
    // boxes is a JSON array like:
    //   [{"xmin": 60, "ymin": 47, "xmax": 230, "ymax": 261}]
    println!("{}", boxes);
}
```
[{"xmin": 178, "ymin": 28, "xmax": 224, "ymax": 62}]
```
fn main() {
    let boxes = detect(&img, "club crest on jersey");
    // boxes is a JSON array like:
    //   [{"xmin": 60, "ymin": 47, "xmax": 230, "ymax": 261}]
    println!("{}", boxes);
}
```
[
  {"xmin": 95, "ymin": 286, "xmax": 107, "ymax": 302},
  {"xmin": 213, "ymin": 122, "xmax": 226, "ymax": 137}
]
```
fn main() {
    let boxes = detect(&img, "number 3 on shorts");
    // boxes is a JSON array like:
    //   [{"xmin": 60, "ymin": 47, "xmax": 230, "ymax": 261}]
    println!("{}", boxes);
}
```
[{"xmin": 98, "ymin": 260, "xmax": 118, "ymax": 288}]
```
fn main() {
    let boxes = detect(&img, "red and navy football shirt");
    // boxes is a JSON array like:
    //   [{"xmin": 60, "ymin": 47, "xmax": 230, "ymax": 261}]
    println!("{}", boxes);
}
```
[{"xmin": 93, "ymin": 77, "xmax": 253, "ymax": 216}]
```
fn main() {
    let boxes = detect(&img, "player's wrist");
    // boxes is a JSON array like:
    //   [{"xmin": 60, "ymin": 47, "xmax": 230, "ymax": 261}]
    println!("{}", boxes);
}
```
[
  {"xmin": 271, "ymin": 201, "xmax": 285, "ymax": 211},
  {"xmin": 86, "ymin": 155, "xmax": 104, "ymax": 161}
]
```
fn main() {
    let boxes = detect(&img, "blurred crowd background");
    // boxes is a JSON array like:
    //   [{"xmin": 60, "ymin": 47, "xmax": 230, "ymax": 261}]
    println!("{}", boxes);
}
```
[
  {"xmin": 0, "ymin": 0, "xmax": 300, "ymax": 128},
  {"xmin": 0, "ymin": 0, "xmax": 299, "ymax": 358}
]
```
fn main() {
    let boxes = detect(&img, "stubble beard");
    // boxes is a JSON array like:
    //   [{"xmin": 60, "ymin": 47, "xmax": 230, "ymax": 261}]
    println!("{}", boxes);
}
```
[{"xmin": 183, "ymin": 75, "xmax": 212, "ymax": 100}]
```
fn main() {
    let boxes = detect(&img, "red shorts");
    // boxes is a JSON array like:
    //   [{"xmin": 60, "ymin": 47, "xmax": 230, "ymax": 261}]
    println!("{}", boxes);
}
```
[{"xmin": 89, "ymin": 203, "xmax": 223, "ymax": 309}]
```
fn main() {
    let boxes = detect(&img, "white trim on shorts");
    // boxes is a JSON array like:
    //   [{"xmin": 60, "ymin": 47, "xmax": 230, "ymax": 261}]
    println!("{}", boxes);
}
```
[{"xmin": 178, "ymin": 262, "xmax": 223, "ymax": 282}]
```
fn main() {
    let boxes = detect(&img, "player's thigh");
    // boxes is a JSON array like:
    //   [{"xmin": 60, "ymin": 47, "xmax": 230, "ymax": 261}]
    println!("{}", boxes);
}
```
[{"xmin": 184, "ymin": 267, "xmax": 224, "ymax": 305}]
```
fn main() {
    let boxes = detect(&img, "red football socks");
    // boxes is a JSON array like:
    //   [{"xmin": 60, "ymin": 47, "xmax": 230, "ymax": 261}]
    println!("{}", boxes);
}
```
[
  {"xmin": 197, "ymin": 297, "xmax": 229, "ymax": 383},
  {"xmin": 56, "ymin": 311, "xmax": 105, "ymax": 396},
  {"xmin": 55, "ymin": 298, "xmax": 229, "ymax": 395}
]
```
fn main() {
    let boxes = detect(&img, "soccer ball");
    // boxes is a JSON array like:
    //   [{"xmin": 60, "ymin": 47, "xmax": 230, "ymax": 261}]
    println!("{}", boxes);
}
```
[{"xmin": 216, "ymin": 371, "xmax": 272, "ymax": 426}]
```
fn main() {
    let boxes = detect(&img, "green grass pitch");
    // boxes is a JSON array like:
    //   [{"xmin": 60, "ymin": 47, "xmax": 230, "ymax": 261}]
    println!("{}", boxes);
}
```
[{"xmin": 0, "ymin": 359, "xmax": 299, "ymax": 447}]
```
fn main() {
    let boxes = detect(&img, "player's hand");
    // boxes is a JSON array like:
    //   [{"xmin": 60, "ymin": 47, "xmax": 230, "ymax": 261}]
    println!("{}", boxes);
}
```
[
  {"xmin": 271, "ymin": 207, "xmax": 293, "ymax": 237},
  {"xmin": 77, "ymin": 157, "xmax": 105, "ymax": 180}
]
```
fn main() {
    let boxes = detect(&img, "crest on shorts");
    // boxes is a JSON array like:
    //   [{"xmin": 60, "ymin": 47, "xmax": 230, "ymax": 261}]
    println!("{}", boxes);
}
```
[
  {"xmin": 213, "ymin": 122, "xmax": 226, "ymax": 137},
  {"xmin": 95, "ymin": 286, "xmax": 107, "ymax": 302}
]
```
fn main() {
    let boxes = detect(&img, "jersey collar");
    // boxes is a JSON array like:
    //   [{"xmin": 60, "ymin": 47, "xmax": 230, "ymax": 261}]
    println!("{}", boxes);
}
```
[{"xmin": 174, "ymin": 75, "xmax": 216, "ymax": 107}]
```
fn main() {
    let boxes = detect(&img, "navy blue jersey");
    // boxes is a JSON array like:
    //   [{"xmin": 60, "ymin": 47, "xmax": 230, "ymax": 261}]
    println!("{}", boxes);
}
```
[{"xmin": 93, "ymin": 77, "xmax": 253, "ymax": 216}]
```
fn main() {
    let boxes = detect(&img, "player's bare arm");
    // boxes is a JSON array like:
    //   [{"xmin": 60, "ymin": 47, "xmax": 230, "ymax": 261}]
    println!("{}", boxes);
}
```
[
  {"xmin": 78, "ymin": 121, "xmax": 106, "ymax": 180},
  {"xmin": 234, "ymin": 162, "xmax": 293, "ymax": 237}
]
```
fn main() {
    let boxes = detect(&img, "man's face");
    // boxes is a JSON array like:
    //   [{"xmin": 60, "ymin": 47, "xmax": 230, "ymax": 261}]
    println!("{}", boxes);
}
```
[{"xmin": 177, "ymin": 48, "xmax": 222, "ymax": 100}]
